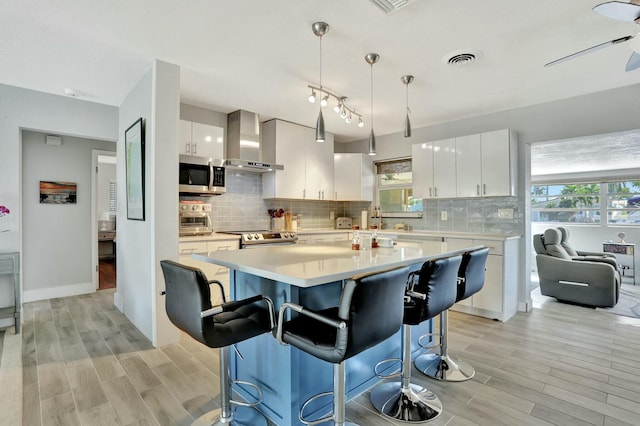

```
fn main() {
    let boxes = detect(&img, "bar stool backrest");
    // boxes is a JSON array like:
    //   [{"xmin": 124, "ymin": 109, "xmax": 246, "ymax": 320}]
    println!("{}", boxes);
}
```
[
  {"xmin": 161, "ymin": 260, "xmax": 212, "ymax": 345},
  {"xmin": 404, "ymin": 255, "xmax": 462, "ymax": 325},
  {"xmin": 338, "ymin": 266, "xmax": 410, "ymax": 360},
  {"xmin": 457, "ymin": 247, "xmax": 490, "ymax": 302}
]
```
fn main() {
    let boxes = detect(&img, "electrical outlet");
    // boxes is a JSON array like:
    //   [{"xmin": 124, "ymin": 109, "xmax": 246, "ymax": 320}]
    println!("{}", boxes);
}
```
[
  {"xmin": 498, "ymin": 208, "xmax": 514, "ymax": 219},
  {"xmin": 441, "ymin": 211, "xmax": 447, "ymax": 221},
  {"xmin": 330, "ymin": 211, "xmax": 335, "ymax": 220}
]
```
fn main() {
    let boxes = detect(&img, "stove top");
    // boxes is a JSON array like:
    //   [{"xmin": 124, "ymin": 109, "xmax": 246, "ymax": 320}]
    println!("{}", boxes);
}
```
[{"xmin": 220, "ymin": 230, "xmax": 298, "ymax": 246}]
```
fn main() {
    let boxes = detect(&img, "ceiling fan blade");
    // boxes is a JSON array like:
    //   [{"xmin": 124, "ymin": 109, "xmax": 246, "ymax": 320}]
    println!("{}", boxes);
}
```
[
  {"xmin": 593, "ymin": 1, "xmax": 640, "ymax": 22},
  {"xmin": 544, "ymin": 35, "xmax": 633, "ymax": 67},
  {"xmin": 625, "ymin": 51, "xmax": 640, "ymax": 70}
]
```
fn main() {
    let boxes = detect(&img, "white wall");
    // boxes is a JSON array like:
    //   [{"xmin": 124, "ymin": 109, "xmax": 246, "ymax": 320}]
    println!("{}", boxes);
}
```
[
  {"xmin": 21, "ymin": 131, "xmax": 115, "ymax": 301},
  {"xmin": 116, "ymin": 60, "xmax": 179, "ymax": 347},
  {"xmin": 337, "ymin": 83, "xmax": 640, "ymax": 310},
  {"xmin": 0, "ymin": 83, "xmax": 117, "ymax": 328}
]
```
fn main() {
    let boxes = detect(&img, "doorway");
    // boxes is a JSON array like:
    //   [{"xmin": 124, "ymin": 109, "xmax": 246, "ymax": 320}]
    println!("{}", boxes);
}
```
[{"xmin": 93, "ymin": 151, "xmax": 117, "ymax": 290}]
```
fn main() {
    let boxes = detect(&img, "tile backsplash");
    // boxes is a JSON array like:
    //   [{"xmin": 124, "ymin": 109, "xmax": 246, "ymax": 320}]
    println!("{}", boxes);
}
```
[{"xmin": 181, "ymin": 171, "xmax": 523, "ymax": 235}]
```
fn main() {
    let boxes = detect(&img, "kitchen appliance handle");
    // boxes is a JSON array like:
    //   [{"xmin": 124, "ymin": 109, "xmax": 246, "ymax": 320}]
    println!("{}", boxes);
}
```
[{"xmin": 208, "ymin": 160, "xmax": 214, "ymax": 191}]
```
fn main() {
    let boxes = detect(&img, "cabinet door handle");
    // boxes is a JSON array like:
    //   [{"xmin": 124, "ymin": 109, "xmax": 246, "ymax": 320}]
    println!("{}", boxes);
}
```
[
  {"xmin": 193, "ymin": 143, "xmax": 197, "ymax": 155},
  {"xmin": 477, "ymin": 184, "xmax": 480, "ymax": 196},
  {"xmin": 335, "ymin": 191, "xmax": 338, "ymax": 200},
  {"xmin": 434, "ymin": 187, "xmax": 438, "ymax": 197},
  {"xmin": 429, "ymin": 187, "xmax": 432, "ymax": 197},
  {"xmin": 318, "ymin": 190, "xmax": 321, "ymax": 199},
  {"xmin": 303, "ymin": 189, "xmax": 306, "ymax": 199},
  {"xmin": 483, "ymin": 184, "xmax": 486, "ymax": 195},
  {"xmin": 322, "ymin": 190, "xmax": 324, "ymax": 199},
  {"xmin": 185, "ymin": 143, "xmax": 190, "ymax": 154},
  {"xmin": 216, "ymin": 246, "xmax": 230, "ymax": 251}
]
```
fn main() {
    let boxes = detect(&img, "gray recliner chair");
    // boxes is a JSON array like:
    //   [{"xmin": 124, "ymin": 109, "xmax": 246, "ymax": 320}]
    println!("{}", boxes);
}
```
[
  {"xmin": 558, "ymin": 227, "xmax": 619, "ymax": 267},
  {"xmin": 534, "ymin": 228, "xmax": 620, "ymax": 307}
]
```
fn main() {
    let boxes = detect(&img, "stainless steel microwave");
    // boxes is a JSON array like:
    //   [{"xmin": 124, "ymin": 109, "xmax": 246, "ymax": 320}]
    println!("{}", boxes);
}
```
[{"xmin": 179, "ymin": 155, "xmax": 226, "ymax": 195}]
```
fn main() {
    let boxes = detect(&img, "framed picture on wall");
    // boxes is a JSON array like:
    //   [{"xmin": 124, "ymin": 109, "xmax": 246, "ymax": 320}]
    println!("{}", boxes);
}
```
[
  {"xmin": 39, "ymin": 181, "xmax": 77, "ymax": 204},
  {"xmin": 125, "ymin": 117, "xmax": 145, "ymax": 221}
]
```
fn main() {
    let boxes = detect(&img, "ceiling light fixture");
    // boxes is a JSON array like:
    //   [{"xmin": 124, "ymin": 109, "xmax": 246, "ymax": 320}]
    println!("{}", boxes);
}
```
[
  {"xmin": 401, "ymin": 75, "xmax": 414, "ymax": 138},
  {"xmin": 312, "ymin": 21, "xmax": 329, "ymax": 143},
  {"xmin": 308, "ymin": 89, "xmax": 317, "ymax": 103},
  {"xmin": 321, "ymin": 94, "xmax": 329, "ymax": 107},
  {"xmin": 308, "ymin": 86, "xmax": 364, "ymax": 127},
  {"xmin": 365, "ymin": 53, "xmax": 379, "ymax": 156}
]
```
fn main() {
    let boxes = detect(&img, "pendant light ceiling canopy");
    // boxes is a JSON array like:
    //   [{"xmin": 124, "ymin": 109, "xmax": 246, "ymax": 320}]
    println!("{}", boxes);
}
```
[
  {"xmin": 401, "ymin": 75, "xmax": 414, "ymax": 138},
  {"xmin": 365, "ymin": 53, "xmax": 379, "ymax": 156}
]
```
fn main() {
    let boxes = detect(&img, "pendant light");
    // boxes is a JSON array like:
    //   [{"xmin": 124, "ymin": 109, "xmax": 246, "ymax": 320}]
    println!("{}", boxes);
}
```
[
  {"xmin": 401, "ymin": 75, "xmax": 414, "ymax": 138},
  {"xmin": 312, "ymin": 22, "xmax": 329, "ymax": 143},
  {"xmin": 365, "ymin": 53, "xmax": 379, "ymax": 156}
]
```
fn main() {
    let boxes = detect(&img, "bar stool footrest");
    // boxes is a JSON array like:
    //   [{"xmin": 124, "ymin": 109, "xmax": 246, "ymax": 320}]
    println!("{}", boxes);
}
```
[
  {"xmin": 374, "ymin": 357, "xmax": 402, "ymax": 379},
  {"xmin": 414, "ymin": 353, "xmax": 475, "ymax": 382},
  {"xmin": 230, "ymin": 379, "xmax": 263, "ymax": 407},
  {"xmin": 370, "ymin": 381, "xmax": 442, "ymax": 422}
]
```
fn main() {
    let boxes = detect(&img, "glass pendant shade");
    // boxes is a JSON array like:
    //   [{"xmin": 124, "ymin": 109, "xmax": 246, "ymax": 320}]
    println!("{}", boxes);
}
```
[
  {"xmin": 316, "ymin": 110, "xmax": 325, "ymax": 142},
  {"xmin": 401, "ymin": 75, "xmax": 414, "ymax": 139},
  {"xmin": 368, "ymin": 129, "xmax": 376, "ymax": 155}
]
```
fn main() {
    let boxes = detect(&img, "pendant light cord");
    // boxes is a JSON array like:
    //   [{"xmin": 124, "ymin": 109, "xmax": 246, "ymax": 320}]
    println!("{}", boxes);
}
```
[
  {"xmin": 319, "ymin": 35, "xmax": 323, "ymax": 112},
  {"xmin": 370, "ymin": 63, "xmax": 374, "ymax": 130}
]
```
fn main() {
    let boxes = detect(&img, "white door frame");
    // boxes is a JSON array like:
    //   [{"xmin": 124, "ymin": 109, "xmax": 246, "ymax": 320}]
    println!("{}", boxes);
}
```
[{"xmin": 92, "ymin": 150, "xmax": 117, "ymax": 290}]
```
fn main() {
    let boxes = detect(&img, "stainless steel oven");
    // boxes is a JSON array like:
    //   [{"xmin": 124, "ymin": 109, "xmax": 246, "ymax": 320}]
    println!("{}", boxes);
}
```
[
  {"xmin": 179, "ymin": 203, "xmax": 213, "ymax": 236},
  {"xmin": 221, "ymin": 231, "xmax": 298, "ymax": 249}
]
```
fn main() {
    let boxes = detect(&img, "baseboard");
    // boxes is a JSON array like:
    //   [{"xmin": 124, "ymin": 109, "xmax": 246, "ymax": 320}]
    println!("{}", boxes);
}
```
[
  {"xmin": 114, "ymin": 291, "xmax": 123, "ymax": 312},
  {"xmin": 23, "ymin": 282, "xmax": 95, "ymax": 303}
]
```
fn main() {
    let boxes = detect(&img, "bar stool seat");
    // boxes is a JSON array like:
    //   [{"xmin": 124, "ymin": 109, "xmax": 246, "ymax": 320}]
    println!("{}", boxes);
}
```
[
  {"xmin": 160, "ymin": 260, "xmax": 276, "ymax": 426},
  {"xmin": 370, "ymin": 254, "xmax": 462, "ymax": 423},
  {"xmin": 276, "ymin": 266, "xmax": 410, "ymax": 426},
  {"xmin": 414, "ymin": 247, "xmax": 490, "ymax": 382}
]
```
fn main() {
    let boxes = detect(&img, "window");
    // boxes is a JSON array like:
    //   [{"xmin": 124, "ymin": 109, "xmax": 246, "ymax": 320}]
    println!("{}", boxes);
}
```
[
  {"xmin": 531, "ymin": 180, "xmax": 640, "ymax": 225},
  {"xmin": 376, "ymin": 159, "xmax": 422, "ymax": 217}
]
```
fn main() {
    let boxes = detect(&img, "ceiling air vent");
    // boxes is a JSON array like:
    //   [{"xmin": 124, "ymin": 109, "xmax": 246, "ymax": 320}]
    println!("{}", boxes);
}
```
[
  {"xmin": 369, "ymin": 0, "xmax": 410, "ymax": 14},
  {"xmin": 448, "ymin": 53, "xmax": 476, "ymax": 65}
]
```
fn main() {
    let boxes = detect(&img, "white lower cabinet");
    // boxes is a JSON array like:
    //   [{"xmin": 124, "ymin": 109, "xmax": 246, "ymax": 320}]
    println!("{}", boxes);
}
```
[
  {"xmin": 446, "ymin": 237, "xmax": 519, "ymax": 321},
  {"xmin": 178, "ymin": 238, "xmax": 239, "ymax": 306}
]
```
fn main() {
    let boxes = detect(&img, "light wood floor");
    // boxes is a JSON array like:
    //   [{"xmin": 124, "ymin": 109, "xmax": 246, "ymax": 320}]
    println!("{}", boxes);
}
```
[{"xmin": 2, "ymin": 288, "xmax": 640, "ymax": 426}]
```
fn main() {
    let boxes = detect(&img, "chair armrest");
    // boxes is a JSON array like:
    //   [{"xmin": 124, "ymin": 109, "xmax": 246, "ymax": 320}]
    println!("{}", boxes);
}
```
[
  {"xmin": 577, "ymin": 250, "xmax": 616, "ymax": 259},
  {"xmin": 208, "ymin": 279, "xmax": 227, "ymax": 304},
  {"xmin": 275, "ymin": 302, "xmax": 346, "ymax": 345}
]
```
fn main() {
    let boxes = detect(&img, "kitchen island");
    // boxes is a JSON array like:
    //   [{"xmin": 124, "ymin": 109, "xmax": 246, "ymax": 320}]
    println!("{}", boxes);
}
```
[{"xmin": 194, "ymin": 240, "xmax": 479, "ymax": 425}]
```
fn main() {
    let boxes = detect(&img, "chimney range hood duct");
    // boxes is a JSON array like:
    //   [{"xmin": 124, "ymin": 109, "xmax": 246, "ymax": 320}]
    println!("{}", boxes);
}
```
[{"xmin": 225, "ymin": 110, "xmax": 283, "ymax": 172}]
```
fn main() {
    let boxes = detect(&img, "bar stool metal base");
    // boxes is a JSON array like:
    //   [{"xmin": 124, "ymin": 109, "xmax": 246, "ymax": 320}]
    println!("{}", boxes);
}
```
[
  {"xmin": 191, "ymin": 405, "xmax": 269, "ymax": 426},
  {"xmin": 370, "ymin": 381, "xmax": 442, "ymax": 422},
  {"xmin": 414, "ymin": 353, "xmax": 475, "ymax": 382}
]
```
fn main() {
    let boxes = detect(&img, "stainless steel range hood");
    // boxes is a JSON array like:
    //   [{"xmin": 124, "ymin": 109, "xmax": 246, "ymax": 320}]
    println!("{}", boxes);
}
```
[{"xmin": 225, "ymin": 110, "xmax": 283, "ymax": 172}]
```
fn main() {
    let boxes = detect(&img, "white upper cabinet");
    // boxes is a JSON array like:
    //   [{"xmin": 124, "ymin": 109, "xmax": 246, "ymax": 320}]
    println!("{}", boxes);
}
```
[
  {"xmin": 455, "ymin": 133, "xmax": 482, "ymax": 197},
  {"xmin": 179, "ymin": 120, "xmax": 224, "ymax": 159},
  {"xmin": 334, "ymin": 153, "xmax": 374, "ymax": 201},
  {"xmin": 455, "ymin": 129, "xmax": 517, "ymax": 197},
  {"xmin": 480, "ymin": 129, "xmax": 517, "ymax": 197},
  {"xmin": 262, "ymin": 119, "xmax": 334, "ymax": 200},
  {"xmin": 414, "ymin": 129, "xmax": 517, "ymax": 199},
  {"xmin": 411, "ymin": 138, "xmax": 456, "ymax": 199}
]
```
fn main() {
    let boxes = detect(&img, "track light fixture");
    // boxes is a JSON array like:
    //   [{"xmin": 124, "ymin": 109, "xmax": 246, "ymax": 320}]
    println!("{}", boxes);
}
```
[
  {"xmin": 401, "ymin": 75, "xmax": 414, "ymax": 138},
  {"xmin": 308, "ymin": 89, "xmax": 316, "ymax": 103},
  {"xmin": 308, "ymin": 84, "xmax": 364, "ymax": 127},
  {"xmin": 365, "ymin": 53, "xmax": 379, "ymax": 156}
]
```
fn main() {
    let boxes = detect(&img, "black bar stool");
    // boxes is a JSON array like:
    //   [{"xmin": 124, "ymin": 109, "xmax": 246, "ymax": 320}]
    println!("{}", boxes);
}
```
[
  {"xmin": 370, "ymin": 254, "xmax": 462, "ymax": 423},
  {"xmin": 160, "ymin": 260, "xmax": 276, "ymax": 426},
  {"xmin": 414, "ymin": 247, "xmax": 489, "ymax": 381},
  {"xmin": 275, "ymin": 266, "xmax": 410, "ymax": 426}
]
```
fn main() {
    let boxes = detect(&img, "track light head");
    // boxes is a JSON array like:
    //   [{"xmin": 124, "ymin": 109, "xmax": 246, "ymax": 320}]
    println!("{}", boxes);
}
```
[
  {"xmin": 308, "ymin": 89, "xmax": 316, "ymax": 103},
  {"xmin": 321, "ymin": 94, "xmax": 329, "ymax": 107}
]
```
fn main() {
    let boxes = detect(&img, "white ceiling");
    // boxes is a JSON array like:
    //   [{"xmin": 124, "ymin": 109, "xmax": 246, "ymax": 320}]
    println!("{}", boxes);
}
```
[{"xmin": 3, "ymin": 0, "xmax": 640, "ymax": 142}]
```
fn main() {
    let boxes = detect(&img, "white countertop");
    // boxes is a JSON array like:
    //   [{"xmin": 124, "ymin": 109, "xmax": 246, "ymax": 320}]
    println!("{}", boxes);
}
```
[{"xmin": 193, "ymin": 240, "xmax": 481, "ymax": 288}]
